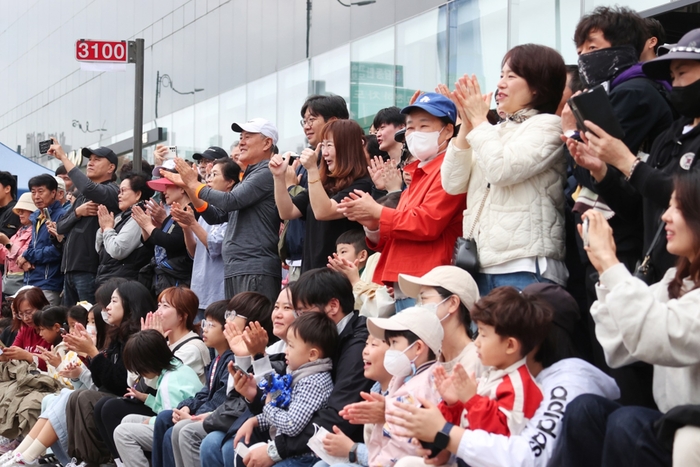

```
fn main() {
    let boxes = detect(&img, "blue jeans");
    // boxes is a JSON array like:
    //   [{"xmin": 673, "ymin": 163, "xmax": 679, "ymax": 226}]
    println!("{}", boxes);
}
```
[
  {"xmin": 548, "ymin": 394, "xmax": 671, "ymax": 467},
  {"xmin": 199, "ymin": 430, "xmax": 234, "ymax": 467},
  {"xmin": 63, "ymin": 271, "xmax": 96, "ymax": 306},
  {"xmin": 474, "ymin": 269, "xmax": 553, "ymax": 297},
  {"xmin": 152, "ymin": 410, "xmax": 176, "ymax": 467},
  {"xmin": 394, "ymin": 297, "xmax": 416, "ymax": 312}
]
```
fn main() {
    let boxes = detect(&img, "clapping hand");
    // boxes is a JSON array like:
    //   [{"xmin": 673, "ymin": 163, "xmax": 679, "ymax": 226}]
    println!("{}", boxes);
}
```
[
  {"xmin": 36, "ymin": 345, "xmax": 62, "ymax": 368},
  {"xmin": 141, "ymin": 312, "xmax": 170, "ymax": 338},
  {"xmin": 327, "ymin": 253, "xmax": 361, "ymax": 285},
  {"xmin": 242, "ymin": 322, "xmax": 269, "ymax": 357},
  {"xmin": 224, "ymin": 321, "xmax": 250, "ymax": 356},
  {"xmin": 97, "ymin": 205, "xmax": 115, "ymax": 231}
]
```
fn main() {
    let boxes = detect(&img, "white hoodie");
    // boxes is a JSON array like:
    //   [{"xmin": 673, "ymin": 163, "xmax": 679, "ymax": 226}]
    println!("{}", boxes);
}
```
[{"xmin": 455, "ymin": 358, "xmax": 619, "ymax": 467}]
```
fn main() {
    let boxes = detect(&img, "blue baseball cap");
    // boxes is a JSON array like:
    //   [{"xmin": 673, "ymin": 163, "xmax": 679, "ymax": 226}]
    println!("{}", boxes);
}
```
[{"xmin": 400, "ymin": 92, "xmax": 457, "ymax": 125}]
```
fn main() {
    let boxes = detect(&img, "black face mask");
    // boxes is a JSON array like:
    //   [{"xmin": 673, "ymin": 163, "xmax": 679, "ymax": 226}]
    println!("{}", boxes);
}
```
[
  {"xmin": 669, "ymin": 78, "xmax": 700, "ymax": 118},
  {"xmin": 578, "ymin": 45, "xmax": 638, "ymax": 88}
]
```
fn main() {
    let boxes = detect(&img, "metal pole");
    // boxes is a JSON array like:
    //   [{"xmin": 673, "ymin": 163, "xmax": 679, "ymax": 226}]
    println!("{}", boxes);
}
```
[{"xmin": 132, "ymin": 38, "xmax": 145, "ymax": 170}]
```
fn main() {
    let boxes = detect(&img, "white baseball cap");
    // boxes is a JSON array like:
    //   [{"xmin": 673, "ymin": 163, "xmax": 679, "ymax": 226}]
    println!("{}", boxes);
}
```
[
  {"xmin": 367, "ymin": 307, "xmax": 444, "ymax": 356},
  {"xmin": 399, "ymin": 265, "xmax": 480, "ymax": 311},
  {"xmin": 231, "ymin": 118, "xmax": 279, "ymax": 145}
]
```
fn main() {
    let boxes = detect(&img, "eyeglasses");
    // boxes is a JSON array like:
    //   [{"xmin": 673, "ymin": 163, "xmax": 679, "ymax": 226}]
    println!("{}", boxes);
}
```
[
  {"xmin": 16, "ymin": 309, "xmax": 38, "ymax": 320},
  {"xmin": 224, "ymin": 309, "xmax": 248, "ymax": 322},
  {"xmin": 300, "ymin": 116, "xmax": 319, "ymax": 128},
  {"xmin": 118, "ymin": 187, "xmax": 133, "ymax": 195},
  {"xmin": 201, "ymin": 320, "xmax": 219, "ymax": 330}
]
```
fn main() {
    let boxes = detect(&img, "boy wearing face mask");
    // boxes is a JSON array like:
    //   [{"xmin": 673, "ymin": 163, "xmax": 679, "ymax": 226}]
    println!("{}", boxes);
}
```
[{"xmin": 365, "ymin": 308, "xmax": 444, "ymax": 467}]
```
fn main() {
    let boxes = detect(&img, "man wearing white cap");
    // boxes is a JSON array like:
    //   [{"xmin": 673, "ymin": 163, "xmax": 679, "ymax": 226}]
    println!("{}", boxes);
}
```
[{"xmin": 161, "ymin": 118, "xmax": 282, "ymax": 305}]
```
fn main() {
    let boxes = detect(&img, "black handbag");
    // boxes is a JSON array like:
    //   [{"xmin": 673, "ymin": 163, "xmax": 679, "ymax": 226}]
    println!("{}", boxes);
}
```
[
  {"xmin": 453, "ymin": 184, "xmax": 490, "ymax": 276},
  {"xmin": 634, "ymin": 221, "xmax": 666, "ymax": 285}
]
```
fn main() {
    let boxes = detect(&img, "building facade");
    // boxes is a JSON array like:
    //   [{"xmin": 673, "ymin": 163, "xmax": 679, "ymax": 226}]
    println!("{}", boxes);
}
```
[{"xmin": 0, "ymin": 0, "xmax": 692, "ymax": 170}]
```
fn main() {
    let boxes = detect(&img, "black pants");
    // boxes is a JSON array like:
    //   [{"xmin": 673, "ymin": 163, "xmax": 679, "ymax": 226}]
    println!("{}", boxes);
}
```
[
  {"xmin": 94, "ymin": 396, "xmax": 156, "ymax": 459},
  {"xmin": 548, "ymin": 393, "xmax": 671, "ymax": 467}
]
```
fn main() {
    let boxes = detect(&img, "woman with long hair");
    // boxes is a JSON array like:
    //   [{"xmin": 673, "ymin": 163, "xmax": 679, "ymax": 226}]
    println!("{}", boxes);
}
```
[
  {"xmin": 271, "ymin": 119, "xmax": 373, "ymax": 272},
  {"xmin": 63, "ymin": 281, "xmax": 156, "ymax": 466},
  {"xmin": 547, "ymin": 170, "xmax": 700, "ymax": 466}
]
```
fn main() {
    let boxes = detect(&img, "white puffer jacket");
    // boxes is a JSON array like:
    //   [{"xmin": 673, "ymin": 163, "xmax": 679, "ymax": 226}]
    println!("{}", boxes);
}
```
[{"xmin": 441, "ymin": 111, "xmax": 566, "ymax": 269}]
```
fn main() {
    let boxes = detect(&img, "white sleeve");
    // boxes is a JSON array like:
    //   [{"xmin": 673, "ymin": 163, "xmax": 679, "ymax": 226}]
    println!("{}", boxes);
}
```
[
  {"xmin": 102, "ymin": 218, "xmax": 143, "ymax": 260},
  {"xmin": 441, "ymin": 139, "xmax": 473, "ymax": 195},
  {"xmin": 467, "ymin": 117, "xmax": 563, "ymax": 188},
  {"xmin": 592, "ymin": 263, "xmax": 700, "ymax": 368}
]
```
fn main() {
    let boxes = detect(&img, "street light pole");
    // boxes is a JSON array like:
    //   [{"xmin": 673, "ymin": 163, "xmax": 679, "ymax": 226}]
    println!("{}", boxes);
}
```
[{"xmin": 130, "ymin": 38, "xmax": 145, "ymax": 170}]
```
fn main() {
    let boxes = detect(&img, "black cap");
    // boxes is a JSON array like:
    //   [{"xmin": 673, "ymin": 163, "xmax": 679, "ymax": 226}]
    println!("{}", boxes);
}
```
[
  {"xmin": 643, "ymin": 28, "xmax": 700, "ymax": 80},
  {"xmin": 193, "ymin": 146, "xmax": 229, "ymax": 161},
  {"xmin": 81, "ymin": 147, "xmax": 118, "ymax": 166},
  {"xmin": 522, "ymin": 283, "xmax": 580, "ymax": 336}
]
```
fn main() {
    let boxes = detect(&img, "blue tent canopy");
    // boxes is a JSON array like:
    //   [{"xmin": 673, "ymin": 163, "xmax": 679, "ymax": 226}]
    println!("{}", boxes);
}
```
[{"xmin": 0, "ymin": 142, "xmax": 53, "ymax": 196}]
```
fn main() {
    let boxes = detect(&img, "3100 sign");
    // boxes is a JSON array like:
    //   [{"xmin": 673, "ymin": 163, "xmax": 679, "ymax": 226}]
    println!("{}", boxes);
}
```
[{"xmin": 75, "ymin": 40, "xmax": 128, "ymax": 62}]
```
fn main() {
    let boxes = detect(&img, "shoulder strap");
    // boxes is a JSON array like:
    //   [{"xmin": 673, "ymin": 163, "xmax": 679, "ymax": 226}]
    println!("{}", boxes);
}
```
[
  {"xmin": 171, "ymin": 335, "xmax": 201, "ymax": 354},
  {"xmin": 467, "ymin": 184, "xmax": 490, "ymax": 240}
]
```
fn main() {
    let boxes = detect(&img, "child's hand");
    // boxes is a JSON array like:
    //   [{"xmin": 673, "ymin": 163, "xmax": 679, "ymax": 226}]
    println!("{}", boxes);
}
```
[
  {"xmin": 172, "ymin": 407, "xmax": 191, "ymax": 423},
  {"xmin": 339, "ymin": 392, "xmax": 386, "ymax": 425},
  {"xmin": 322, "ymin": 425, "xmax": 355, "ymax": 457},
  {"xmin": 190, "ymin": 412, "xmax": 211, "ymax": 422},
  {"xmin": 230, "ymin": 362, "xmax": 258, "ymax": 401},
  {"xmin": 38, "ymin": 346, "xmax": 62, "ymax": 368},
  {"xmin": 233, "ymin": 417, "xmax": 258, "ymax": 447},
  {"xmin": 224, "ymin": 322, "xmax": 250, "ymax": 356},
  {"xmin": 58, "ymin": 362, "xmax": 82, "ymax": 379},
  {"xmin": 433, "ymin": 365, "xmax": 460, "ymax": 406},
  {"xmin": 452, "ymin": 364, "xmax": 478, "ymax": 403},
  {"xmin": 265, "ymin": 392, "xmax": 274, "ymax": 404},
  {"xmin": 125, "ymin": 387, "xmax": 147, "ymax": 402},
  {"xmin": 327, "ymin": 253, "xmax": 361, "ymax": 285},
  {"xmin": 242, "ymin": 322, "xmax": 268, "ymax": 356}
]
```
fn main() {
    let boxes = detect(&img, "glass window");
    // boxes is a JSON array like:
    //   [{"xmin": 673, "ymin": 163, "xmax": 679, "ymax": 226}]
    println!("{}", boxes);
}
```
[
  {"xmin": 515, "ymin": 0, "xmax": 580, "ymax": 64},
  {"xmin": 219, "ymin": 86, "xmax": 246, "ymax": 149},
  {"xmin": 350, "ymin": 27, "xmax": 395, "ymax": 130},
  {"xmin": 311, "ymin": 44, "xmax": 351, "ymax": 101},
  {"xmin": 592, "ymin": 0, "xmax": 670, "ymax": 11},
  {"xmin": 449, "ymin": 0, "xmax": 508, "ymax": 102},
  {"xmin": 246, "ymin": 73, "xmax": 277, "ymax": 124},
  {"xmin": 396, "ymin": 9, "xmax": 448, "ymax": 108},
  {"xmin": 170, "ymin": 105, "xmax": 195, "ymax": 159},
  {"xmin": 194, "ymin": 96, "xmax": 220, "ymax": 150},
  {"xmin": 277, "ymin": 61, "xmax": 310, "ymax": 154}
]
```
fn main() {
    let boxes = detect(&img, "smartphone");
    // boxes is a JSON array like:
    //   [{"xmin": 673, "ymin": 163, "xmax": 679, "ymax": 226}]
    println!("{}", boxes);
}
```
[
  {"xmin": 39, "ymin": 139, "xmax": 53, "ymax": 155},
  {"xmin": 166, "ymin": 146, "xmax": 178, "ymax": 160},
  {"xmin": 42, "ymin": 208, "xmax": 51, "ymax": 220},
  {"xmin": 567, "ymin": 86, "xmax": 625, "ymax": 139},
  {"xmin": 582, "ymin": 217, "xmax": 590, "ymax": 248},
  {"xmin": 283, "ymin": 152, "xmax": 299, "ymax": 163},
  {"xmin": 233, "ymin": 364, "xmax": 250, "ymax": 376}
]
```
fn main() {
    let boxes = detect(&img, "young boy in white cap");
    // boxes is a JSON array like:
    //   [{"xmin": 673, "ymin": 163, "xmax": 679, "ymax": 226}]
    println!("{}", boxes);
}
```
[{"xmin": 365, "ymin": 308, "xmax": 444, "ymax": 467}]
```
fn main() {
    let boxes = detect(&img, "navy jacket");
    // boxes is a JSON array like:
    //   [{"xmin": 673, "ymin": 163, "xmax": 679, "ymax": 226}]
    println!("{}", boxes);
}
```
[
  {"xmin": 177, "ymin": 349, "xmax": 235, "ymax": 415},
  {"xmin": 23, "ymin": 200, "xmax": 66, "ymax": 291}
]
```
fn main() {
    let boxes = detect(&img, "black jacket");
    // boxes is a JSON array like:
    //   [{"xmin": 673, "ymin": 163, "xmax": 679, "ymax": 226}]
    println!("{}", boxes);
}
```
[
  {"xmin": 596, "ymin": 117, "xmax": 700, "ymax": 282},
  {"xmin": 89, "ymin": 339, "xmax": 128, "ymax": 395},
  {"xmin": 95, "ymin": 209, "xmax": 154, "ymax": 286},
  {"xmin": 275, "ymin": 311, "xmax": 373, "ymax": 459},
  {"xmin": 568, "ymin": 76, "xmax": 674, "ymax": 262},
  {"xmin": 56, "ymin": 168, "xmax": 119, "ymax": 274},
  {"xmin": 0, "ymin": 199, "xmax": 20, "ymax": 238},
  {"xmin": 144, "ymin": 213, "xmax": 195, "ymax": 295}
]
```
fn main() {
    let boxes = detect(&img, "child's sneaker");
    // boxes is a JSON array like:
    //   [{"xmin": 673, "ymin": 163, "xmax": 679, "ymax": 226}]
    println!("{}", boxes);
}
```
[{"xmin": 0, "ymin": 451, "xmax": 38, "ymax": 466}]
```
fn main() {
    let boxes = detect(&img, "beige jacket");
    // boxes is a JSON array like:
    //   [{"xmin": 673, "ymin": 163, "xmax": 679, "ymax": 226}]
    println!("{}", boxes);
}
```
[{"xmin": 441, "ymin": 112, "xmax": 566, "ymax": 268}]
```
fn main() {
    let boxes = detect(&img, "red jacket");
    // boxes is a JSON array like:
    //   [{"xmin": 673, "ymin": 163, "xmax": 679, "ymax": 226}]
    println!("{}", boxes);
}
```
[
  {"xmin": 369, "ymin": 152, "xmax": 465, "ymax": 284},
  {"xmin": 12, "ymin": 325, "xmax": 51, "ymax": 371}
]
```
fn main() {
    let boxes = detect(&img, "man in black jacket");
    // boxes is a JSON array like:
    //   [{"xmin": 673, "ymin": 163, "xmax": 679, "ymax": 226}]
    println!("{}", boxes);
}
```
[
  {"xmin": 0, "ymin": 171, "xmax": 19, "ymax": 239},
  {"xmin": 561, "ymin": 6, "xmax": 673, "ymax": 408},
  {"xmin": 237, "ymin": 268, "xmax": 372, "ymax": 467},
  {"xmin": 50, "ymin": 141, "xmax": 120, "ymax": 305}
]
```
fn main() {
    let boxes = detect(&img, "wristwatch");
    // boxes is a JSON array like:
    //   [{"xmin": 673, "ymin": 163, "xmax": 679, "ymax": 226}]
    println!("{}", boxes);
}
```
[
  {"xmin": 266, "ymin": 441, "xmax": 282, "ymax": 463},
  {"xmin": 348, "ymin": 443, "xmax": 359, "ymax": 463},
  {"xmin": 433, "ymin": 422, "xmax": 454, "ymax": 451}
]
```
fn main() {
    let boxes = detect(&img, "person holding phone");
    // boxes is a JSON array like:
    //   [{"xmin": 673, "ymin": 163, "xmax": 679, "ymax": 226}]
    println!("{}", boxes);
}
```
[{"xmin": 19, "ymin": 174, "xmax": 66, "ymax": 305}]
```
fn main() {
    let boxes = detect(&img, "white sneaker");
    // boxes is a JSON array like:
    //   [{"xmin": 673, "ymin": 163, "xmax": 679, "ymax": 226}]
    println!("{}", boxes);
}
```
[
  {"xmin": 0, "ymin": 452, "xmax": 37, "ymax": 466},
  {"xmin": 64, "ymin": 459, "xmax": 86, "ymax": 467},
  {"xmin": 0, "ymin": 451, "xmax": 15, "ymax": 465}
]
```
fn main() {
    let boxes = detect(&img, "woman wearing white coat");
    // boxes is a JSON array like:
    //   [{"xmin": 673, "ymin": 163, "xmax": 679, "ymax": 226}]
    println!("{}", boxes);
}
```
[{"xmin": 441, "ymin": 44, "xmax": 568, "ymax": 295}]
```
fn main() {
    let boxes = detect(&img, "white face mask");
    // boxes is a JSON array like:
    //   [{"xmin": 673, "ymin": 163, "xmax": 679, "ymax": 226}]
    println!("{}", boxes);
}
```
[
  {"xmin": 86, "ymin": 324, "xmax": 97, "ymax": 336},
  {"xmin": 405, "ymin": 127, "xmax": 445, "ymax": 162},
  {"xmin": 101, "ymin": 311, "xmax": 112, "ymax": 326},
  {"xmin": 383, "ymin": 342, "xmax": 418, "ymax": 378},
  {"xmin": 417, "ymin": 297, "xmax": 450, "ymax": 322}
]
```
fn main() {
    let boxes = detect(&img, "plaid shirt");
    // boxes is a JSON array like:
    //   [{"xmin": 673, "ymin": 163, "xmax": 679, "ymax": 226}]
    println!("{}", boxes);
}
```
[{"xmin": 257, "ymin": 371, "xmax": 334, "ymax": 437}]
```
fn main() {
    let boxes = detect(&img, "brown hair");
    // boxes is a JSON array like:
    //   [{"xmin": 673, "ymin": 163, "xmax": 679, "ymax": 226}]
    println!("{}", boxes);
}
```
[
  {"xmin": 158, "ymin": 286, "xmax": 199, "ymax": 332},
  {"xmin": 502, "ymin": 44, "xmax": 566, "ymax": 115},
  {"xmin": 668, "ymin": 171, "xmax": 700, "ymax": 299},
  {"xmin": 319, "ymin": 120, "xmax": 369, "ymax": 195},
  {"xmin": 10, "ymin": 287, "xmax": 49, "ymax": 332},
  {"xmin": 470, "ymin": 286, "xmax": 553, "ymax": 357}
]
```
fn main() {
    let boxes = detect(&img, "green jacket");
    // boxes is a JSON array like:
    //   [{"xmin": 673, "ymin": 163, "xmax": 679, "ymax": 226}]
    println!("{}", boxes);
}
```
[{"xmin": 144, "ymin": 360, "xmax": 203, "ymax": 424}]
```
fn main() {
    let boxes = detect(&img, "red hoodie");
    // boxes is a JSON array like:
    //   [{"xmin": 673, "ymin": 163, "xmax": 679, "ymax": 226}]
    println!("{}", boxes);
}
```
[{"xmin": 12, "ymin": 325, "xmax": 51, "ymax": 371}]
